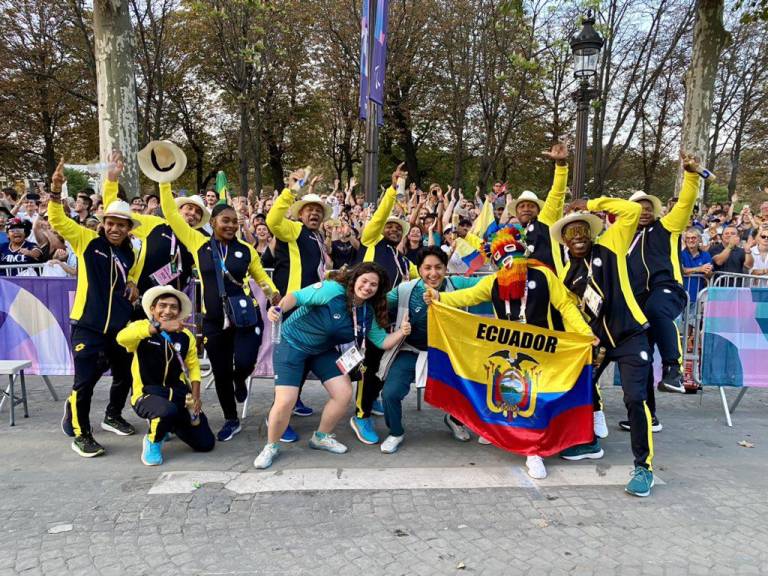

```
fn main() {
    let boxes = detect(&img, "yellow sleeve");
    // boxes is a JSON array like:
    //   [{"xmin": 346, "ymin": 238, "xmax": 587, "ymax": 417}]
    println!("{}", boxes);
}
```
[
  {"xmin": 440, "ymin": 273, "xmax": 495, "ymax": 308},
  {"xmin": 587, "ymin": 197, "xmax": 641, "ymax": 255},
  {"xmin": 47, "ymin": 200, "xmax": 96, "ymax": 254},
  {"xmin": 160, "ymin": 182, "xmax": 205, "ymax": 252},
  {"xmin": 102, "ymin": 179, "xmax": 118, "ymax": 207},
  {"xmin": 183, "ymin": 329, "xmax": 201, "ymax": 383},
  {"xmin": 539, "ymin": 164, "xmax": 568, "ymax": 226},
  {"xmin": 409, "ymin": 261, "xmax": 418, "ymax": 279},
  {"xmin": 661, "ymin": 170, "xmax": 700, "ymax": 234},
  {"xmin": 247, "ymin": 244, "xmax": 278, "ymax": 296},
  {"xmin": 361, "ymin": 186, "xmax": 397, "ymax": 246},
  {"xmin": 266, "ymin": 189, "xmax": 302, "ymax": 242},
  {"xmin": 116, "ymin": 320, "xmax": 151, "ymax": 353},
  {"xmin": 543, "ymin": 267, "xmax": 592, "ymax": 336}
]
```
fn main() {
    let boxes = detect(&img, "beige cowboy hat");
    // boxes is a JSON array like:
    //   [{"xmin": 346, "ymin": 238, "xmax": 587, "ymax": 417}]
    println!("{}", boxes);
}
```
[
  {"xmin": 137, "ymin": 140, "xmax": 187, "ymax": 183},
  {"xmin": 175, "ymin": 194, "xmax": 210, "ymax": 229},
  {"xmin": 385, "ymin": 216, "xmax": 410, "ymax": 236},
  {"xmin": 628, "ymin": 191, "xmax": 662, "ymax": 218},
  {"xmin": 98, "ymin": 200, "xmax": 142, "ymax": 229},
  {"xmin": 141, "ymin": 285, "xmax": 193, "ymax": 321},
  {"xmin": 510, "ymin": 190, "xmax": 545, "ymax": 212},
  {"xmin": 289, "ymin": 193, "xmax": 332, "ymax": 221},
  {"xmin": 550, "ymin": 211, "xmax": 604, "ymax": 245}
]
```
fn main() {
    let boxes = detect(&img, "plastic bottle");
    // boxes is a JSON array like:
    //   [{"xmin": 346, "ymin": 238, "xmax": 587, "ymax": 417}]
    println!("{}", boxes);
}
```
[
  {"xmin": 64, "ymin": 162, "xmax": 116, "ymax": 174},
  {"xmin": 271, "ymin": 306, "xmax": 282, "ymax": 344},
  {"xmin": 185, "ymin": 393, "xmax": 200, "ymax": 426},
  {"xmin": 396, "ymin": 175, "xmax": 406, "ymax": 202}
]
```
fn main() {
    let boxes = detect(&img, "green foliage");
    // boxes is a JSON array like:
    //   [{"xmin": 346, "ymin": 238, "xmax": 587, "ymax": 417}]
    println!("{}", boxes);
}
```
[{"xmin": 63, "ymin": 169, "xmax": 91, "ymax": 196}]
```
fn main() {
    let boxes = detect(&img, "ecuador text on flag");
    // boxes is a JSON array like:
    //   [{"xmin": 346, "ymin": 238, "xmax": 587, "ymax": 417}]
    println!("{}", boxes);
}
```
[{"xmin": 426, "ymin": 302, "xmax": 594, "ymax": 456}]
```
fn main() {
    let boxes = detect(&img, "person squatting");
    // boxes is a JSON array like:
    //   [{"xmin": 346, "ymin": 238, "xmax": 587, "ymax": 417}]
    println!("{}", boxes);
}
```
[{"xmin": 48, "ymin": 139, "xmax": 711, "ymax": 498}]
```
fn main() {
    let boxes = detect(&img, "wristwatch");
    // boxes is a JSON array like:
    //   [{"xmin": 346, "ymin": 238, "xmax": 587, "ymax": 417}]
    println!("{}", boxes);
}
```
[{"xmin": 151, "ymin": 320, "xmax": 162, "ymax": 333}]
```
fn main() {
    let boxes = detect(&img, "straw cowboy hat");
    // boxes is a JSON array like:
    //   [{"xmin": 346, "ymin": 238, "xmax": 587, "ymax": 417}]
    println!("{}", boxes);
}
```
[
  {"xmin": 289, "ymin": 193, "xmax": 332, "ymax": 221},
  {"xmin": 550, "ymin": 211, "xmax": 604, "ymax": 245},
  {"xmin": 628, "ymin": 191, "xmax": 662, "ymax": 218},
  {"xmin": 385, "ymin": 216, "xmax": 410, "ymax": 236},
  {"xmin": 510, "ymin": 190, "xmax": 545, "ymax": 212},
  {"xmin": 137, "ymin": 140, "xmax": 187, "ymax": 183},
  {"xmin": 141, "ymin": 285, "xmax": 193, "ymax": 321},
  {"xmin": 98, "ymin": 200, "xmax": 142, "ymax": 229},
  {"xmin": 175, "ymin": 195, "xmax": 210, "ymax": 229}
]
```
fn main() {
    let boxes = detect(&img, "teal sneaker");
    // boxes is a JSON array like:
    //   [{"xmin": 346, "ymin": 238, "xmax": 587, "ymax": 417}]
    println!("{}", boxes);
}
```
[
  {"xmin": 560, "ymin": 440, "xmax": 604, "ymax": 461},
  {"xmin": 625, "ymin": 466, "xmax": 654, "ymax": 497},
  {"xmin": 350, "ymin": 416, "xmax": 379, "ymax": 445},
  {"xmin": 141, "ymin": 435, "xmax": 163, "ymax": 466}
]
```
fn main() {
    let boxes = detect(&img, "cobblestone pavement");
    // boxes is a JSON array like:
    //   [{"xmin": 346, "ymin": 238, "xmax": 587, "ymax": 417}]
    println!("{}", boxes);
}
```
[{"xmin": 1, "ymin": 375, "xmax": 767, "ymax": 575}]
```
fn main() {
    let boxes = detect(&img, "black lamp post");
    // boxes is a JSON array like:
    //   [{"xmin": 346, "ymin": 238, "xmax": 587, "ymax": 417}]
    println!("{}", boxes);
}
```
[{"xmin": 569, "ymin": 10, "xmax": 604, "ymax": 199}]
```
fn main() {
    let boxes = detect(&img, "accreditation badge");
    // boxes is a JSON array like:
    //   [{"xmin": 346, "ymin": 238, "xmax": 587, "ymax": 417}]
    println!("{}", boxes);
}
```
[
  {"xmin": 336, "ymin": 345, "xmax": 365, "ymax": 375},
  {"xmin": 583, "ymin": 284, "xmax": 603, "ymax": 317}
]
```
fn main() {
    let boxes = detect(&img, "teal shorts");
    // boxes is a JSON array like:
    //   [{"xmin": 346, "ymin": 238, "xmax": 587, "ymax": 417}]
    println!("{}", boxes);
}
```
[{"xmin": 272, "ymin": 340, "xmax": 343, "ymax": 386}]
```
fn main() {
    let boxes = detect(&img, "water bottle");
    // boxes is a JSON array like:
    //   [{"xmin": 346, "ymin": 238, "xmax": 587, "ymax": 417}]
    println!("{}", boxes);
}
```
[
  {"xmin": 271, "ymin": 306, "xmax": 282, "ymax": 344},
  {"xmin": 396, "ymin": 175, "xmax": 406, "ymax": 202},
  {"xmin": 64, "ymin": 162, "xmax": 116, "ymax": 174},
  {"xmin": 695, "ymin": 167, "xmax": 715, "ymax": 180},
  {"xmin": 185, "ymin": 393, "xmax": 200, "ymax": 426}
]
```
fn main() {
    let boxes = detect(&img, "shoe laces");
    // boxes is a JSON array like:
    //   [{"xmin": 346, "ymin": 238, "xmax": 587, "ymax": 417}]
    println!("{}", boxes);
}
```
[{"xmin": 629, "ymin": 467, "xmax": 648, "ymax": 479}]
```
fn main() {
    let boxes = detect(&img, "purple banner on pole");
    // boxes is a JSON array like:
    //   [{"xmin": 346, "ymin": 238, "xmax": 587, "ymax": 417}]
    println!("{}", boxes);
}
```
[
  {"xmin": 0, "ymin": 277, "xmax": 75, "ymax": 375},
  {"xmin": 359, "ymin": 0, "xmax": 370, "ymax": 120},
  {"xmin": 370, "ymin": 0, "xmax": 388, "ymax": 106}
]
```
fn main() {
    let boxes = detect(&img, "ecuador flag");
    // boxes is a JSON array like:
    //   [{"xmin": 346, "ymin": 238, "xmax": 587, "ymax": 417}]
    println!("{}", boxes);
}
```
[{"xmin": 426, "ymin": 303, "xmax": 594, "ymax": 456}]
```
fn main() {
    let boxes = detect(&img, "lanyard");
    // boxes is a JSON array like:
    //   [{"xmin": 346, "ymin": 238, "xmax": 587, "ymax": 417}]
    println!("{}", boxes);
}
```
[
  {"xmin": 110, "ymin": 247, "xmax": 127, "ymax": 285},
  {"xmin": 159, "ymin": 331, "xmax": 190, "ymax": 383},
  {"xmin": 628, "ymin": 229, "xmax": 643, "ymax": 255},
  {"xmin": 352, "ymin": 305, "xmax": 367, "ymax": 352},
  {"xmin": 388, "ymin": 245, "xmax": 409, "ymax": 283},
  {"xmin": 215, "ymin": 241, "xmax": 243, "ymax": 287},
  {"xmin": 311, "ymin": 231, "xmax": 328, "ymax": 280}
]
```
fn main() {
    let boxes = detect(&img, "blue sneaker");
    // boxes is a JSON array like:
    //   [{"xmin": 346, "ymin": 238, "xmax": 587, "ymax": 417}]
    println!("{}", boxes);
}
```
[
  {"xmin": 216, "ymin": 419, "xmax": 242, "ymax": 442},
  {"xmin": 293, "ymin": 398, "xmax": 313, "ymax": 417},
  {"xmin": 350, "ymin": 416, "xmax": 379, "ymax": 445},
  {"xmin": 625, "ymin": 466, "xmax": 654, "ymax": 497},
  {"xmin": 141, "ymin": 435, "xmax": 163, "ymax": 466},
  {"xmin": 560, "ymin": 440, "xmax": 604, "ymax": 461},
  {"xmin": 371, "ymin": 399, "xmax": 384, "ymax": 416},
  {"xmin": 266, "ymin": 419, "xmax": 299, "ymax": 443}
]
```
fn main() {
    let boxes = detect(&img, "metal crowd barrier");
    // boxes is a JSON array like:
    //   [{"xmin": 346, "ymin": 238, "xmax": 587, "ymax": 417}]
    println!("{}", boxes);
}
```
[{"xmin": 712, "ymin": 271, "xmax": 768, "ymax": 288}]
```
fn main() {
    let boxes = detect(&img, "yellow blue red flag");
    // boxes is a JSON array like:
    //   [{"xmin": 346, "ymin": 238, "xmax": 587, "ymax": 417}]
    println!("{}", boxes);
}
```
[{"xmin": 426, "ymin": 303, "xmax": 594, "ymax": 456}]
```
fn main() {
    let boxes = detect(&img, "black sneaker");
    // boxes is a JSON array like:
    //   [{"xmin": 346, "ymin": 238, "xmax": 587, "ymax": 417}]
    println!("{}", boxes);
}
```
[
  {"xmin": 234, "ymin": 379, "xmax": 248, "ymax": 403},
  {"xmin": 101, "ymin": 414, "xmax": 136, "ymax": 436},
  {"xmin": 657, "ymin": 365, "xmax": 685, "ymax": 393},
  {"xmin": 61, "ymin": 401, "xmax": 75, "ymax": 437},
  {"xmin": 71, "ymin": 433, "xmax": 105, "ymax": 458},
  {"xmin": 618, "ymin": 417, "xmax": 662, "ymax": 433}
]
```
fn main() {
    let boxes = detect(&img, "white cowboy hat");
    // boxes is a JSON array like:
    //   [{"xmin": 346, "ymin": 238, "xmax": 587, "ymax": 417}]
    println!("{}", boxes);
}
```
[
  {"xmin": 550, "ymin": 211, "xmax": 604, "ymax": 245},
  {"xmin": 98, "ymin": 200, "xmax": 142, "ymax": 229},
  {"xmin": 628, "ymin": 191, "xmax": 662, "ymax": 218},
  {"xmin": 141, "ymin": 285, "xmax": 193, "ymax": 321},
  {"xmin": 510, "ymin": 190, "xmax": 545, "ymax": 212},
  {"xmin": 137, "ymin": 140, "xmax": 187, "ymax": 183},
  {"xmin": 289, "ymin": 193, "xmax": 332, "ymax": 221},
  {"xmin": 175, "ymin": 195, "xmax": 210, "ymax": 229},
  {"xmin": 385, "ymin": 216, "xmax": 410, "ymax": 236}
]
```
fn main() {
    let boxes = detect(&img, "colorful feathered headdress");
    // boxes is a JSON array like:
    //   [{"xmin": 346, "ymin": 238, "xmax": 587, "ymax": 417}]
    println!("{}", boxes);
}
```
[{"xmin": 484, "ymin": 225, "xmax": 529, "ymax": 301}]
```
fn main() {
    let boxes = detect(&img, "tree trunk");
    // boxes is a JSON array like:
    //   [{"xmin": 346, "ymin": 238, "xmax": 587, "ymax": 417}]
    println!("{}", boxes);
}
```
[
  {"xmin": 93, "ymin": 0, "xmax": 140, "ymax": 198},
  {"xmin": 238, "ymin": 97, "xmax": 249, "ymax": 195},
  {"xmin": 267, "ymin": 141, "xmax": 284, "ymax": 190},
  {"xmin": 678, "ymin": 0, "xmax": 729, "ymax": 197}
]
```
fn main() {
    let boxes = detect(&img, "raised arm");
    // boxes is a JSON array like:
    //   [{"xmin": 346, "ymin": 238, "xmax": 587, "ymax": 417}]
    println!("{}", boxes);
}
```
[
  {"xmin": 47, "ymin": 159, "xmax": 95, "ymax": 254},
  {"xmin": 586, "ymin": 197, "xmax": 640, "ymax": 255},
  {"xmin": 660, "ymin": 155, "xmax": 702, "ymax": 234},
  {"xmin": 435, "ymin": 273, "xmax": 495, "ymax": 308},
  {"xmin": 265, "ymin": 189, "xmax": 303, "ymax": 242},
  {"xmin": 160, "ymin": 182, "xmax": 206, "ymax": 253},
  {"xmin": 539, "ymin": 141, "xmax": 570, "ymax": 227}
]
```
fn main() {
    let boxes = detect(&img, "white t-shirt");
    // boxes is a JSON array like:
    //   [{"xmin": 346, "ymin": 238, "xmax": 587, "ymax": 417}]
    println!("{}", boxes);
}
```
[{"xmin": 750, "ymin": 246, "xmax": 768, "ymax": 273}]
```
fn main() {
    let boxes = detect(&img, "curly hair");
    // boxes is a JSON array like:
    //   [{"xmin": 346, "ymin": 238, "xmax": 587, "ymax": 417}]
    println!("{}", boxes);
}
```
[{"xmin": 328, "ymin": 262, "xmax": 390, "ymax": 329}]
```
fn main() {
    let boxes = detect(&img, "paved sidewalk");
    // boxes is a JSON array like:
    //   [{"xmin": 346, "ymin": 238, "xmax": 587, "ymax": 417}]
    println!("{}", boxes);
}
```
[{"xmin": 1, "ymin": 375, "xmax": 767, "ymax": 575}]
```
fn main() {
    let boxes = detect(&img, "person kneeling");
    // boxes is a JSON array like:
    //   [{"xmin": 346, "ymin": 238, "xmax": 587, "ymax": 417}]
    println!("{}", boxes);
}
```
[{"xmin": 117, "ymin": 286, "xmax": 215, "ymax": 466}]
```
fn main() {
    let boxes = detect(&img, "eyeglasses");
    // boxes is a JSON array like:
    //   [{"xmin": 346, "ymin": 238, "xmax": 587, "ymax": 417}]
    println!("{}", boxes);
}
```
[
  {"xmin": 760, "ymin": 235, "xmax": 768, "ymax": 240},
  {"xmin": 562, "ymin": 223, "xmax": 591, "ymax": 241}
]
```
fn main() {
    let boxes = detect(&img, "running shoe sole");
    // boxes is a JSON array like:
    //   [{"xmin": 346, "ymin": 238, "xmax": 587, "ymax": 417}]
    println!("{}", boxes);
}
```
[
  {"xmin": 100, "ymin": 421, "xmax": 135, "ymax": 436},
  {"xmin": 619, "ymin": 421, "xmax": 663, "ymax": 433},
  {"xmin": 561, "ymin": 448, "xmax": 605, "ymax": 461},
  {"xmin": 71, "ymin": 442, "xmax": 104, "ymax": 458},
  {"xmin": 625, "ymin": 477, "xmax": 655, "ymax": 497}
]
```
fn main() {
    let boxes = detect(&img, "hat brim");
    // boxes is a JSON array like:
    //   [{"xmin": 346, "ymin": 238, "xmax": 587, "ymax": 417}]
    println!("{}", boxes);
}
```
[
  {"xmin": 141, "ymin": 286, "xmax": 193, "ymax": 321},
  {"xmin": 97, "ymin": 212, "xmax": 142, "ymax": 230},
  {"xmin": 631, "ymin": 194, "xmax": 663, "ymax": 218},
  {"xmin": 138, "ymin": 140, "xmax": 187, "ymax": 184},
  {"xmin": 289, "ymin": 198, "xmax": 332, "ymax": 221},
  {"xmin": 176, "ymin": 197, "xmax": 210, "ymax": 229},
  {"xmin": 510, "ymin": 197, "xmax": 545, "ymax": 213},
  {"xmin": 385, "ymin": 217, "xmax": 410, "ymax": 237},
  {"xmin": 550, "ymin": 212, "xmax": 604, "ymax": 245}
]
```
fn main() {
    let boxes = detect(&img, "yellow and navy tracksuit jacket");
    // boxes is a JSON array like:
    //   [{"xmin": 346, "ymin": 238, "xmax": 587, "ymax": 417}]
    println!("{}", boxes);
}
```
[
  {"xmin": 628, "ymin": 171, "xmax": 701, "ymax": 296},
  {"xmin": 117, "ymin": 320, "xmax": 202, "ymax": 406},
  {"xmin": 103, "ymin": 181, "xmax": 194, "ymax": 293},
  {"xmin": 160, "ymin": 184, "xmax": 277, "ymax": 328},
  {"xmin": 267, "ymin": 189, "xmax": 327, "ymax": 295},
  {"xmin": 525, "ymin": 164, "xmax": 569, "ymax": 275},
  {"xmin": 439, "ymin": 264, "xmax": 592, "ymax": 336},
  {"xmin": 355, "ymin": 185, "xmax": 417, "ymax": 289},
  {"xmin": 48, "ymin": 200, "xmax": 137, "ymax": 334},
  {"xmin": 561, "ymin": 198, "xmax": 649, "ymax": 349}
]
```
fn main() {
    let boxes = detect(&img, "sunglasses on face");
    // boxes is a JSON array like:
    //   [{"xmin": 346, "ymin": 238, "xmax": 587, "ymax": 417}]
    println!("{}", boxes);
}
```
[
  {"xmin": 563, "ymin": 224, "xmax": 590, "ymax": 241},
  {"xmin": 760, "ymin": 235, "xmax": 768, "ymax": 240}
]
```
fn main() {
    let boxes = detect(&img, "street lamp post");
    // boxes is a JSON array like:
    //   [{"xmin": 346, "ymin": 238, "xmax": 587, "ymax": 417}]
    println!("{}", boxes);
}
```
[{"xmin": 569, "ymin": 11, "xmax": 604, "ymax": 199}]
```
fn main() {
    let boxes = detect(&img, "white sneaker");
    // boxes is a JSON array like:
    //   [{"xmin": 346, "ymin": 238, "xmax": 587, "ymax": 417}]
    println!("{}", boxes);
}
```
[
  {"xmin": 380, "ymin": 434, "xmax": 404, "ymax": 454},
  {"xmin": 593, "ymin": 410, "xmax": 609, "ymax": 439},
  {"xmin": 308, "ymin": 432, "xmax": 348, "ymax": 454},
  {"xmin": 253, "ymin": 443, "xmax": 280, "ymax": 469},
  {"xmin": 525, "ymin": 455, "xmax": 547, "ymax": 479},
  {"xmin": 444, "ymin": 414, "xmax": 470, "ymax": 442},
  {"xmin": 478, "ymin": 436, "xmax": 491, "ymax": 445}
]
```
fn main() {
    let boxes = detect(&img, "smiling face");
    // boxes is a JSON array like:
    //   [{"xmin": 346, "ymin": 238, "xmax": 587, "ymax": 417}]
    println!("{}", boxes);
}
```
[
  {"xmin": 212, "ymin": 208, "xmax": 238, "ymax": 241},
  {"xmin": 179, "ymin": 203, "xmax": 203, "ymax": 227},
  {"xmin": 383, "ymin": 221, "xmax": 404, "ymax": 244},
  {"xmin": 102, "ymin": 216, "xmax": 132, "ymax": 246},
  {"xmin": 638, "ymin": 200, "xmax": 656, "ymax": 227},
  {"xmin": 300, "ymin": 203, "xmax": 325, "ymax": 230},
  {"xmin": 419, "ymin": 254, "xmax": 447, "ymax": 289},
  {"xmin": 515, "ymin": 201, "xmax": 539, "ymax": 226},
  {"xmin": 562, "ymin": 221, "xmax": 593, "ymax": 259},
  {"xmin": 7, "ymin": 227, "xmax": 26, "ymax": 245},
  {"xmin": 255, "ymin": 223, "xmax": 270, "ymax": 241},
  {"xmin": 684, "ymin": 232, "xmax": 700, "ymax": 252},
  {"xmin": 353, "ymin": 272, "xmax": 380, "ymax": 302},
  {"xmin": 150, "ymin": 295, "xmax": 180, "ymax": 323},
  {"xmin": 758, "ymin": 230, "xmax": 768, "ymax": 248}
]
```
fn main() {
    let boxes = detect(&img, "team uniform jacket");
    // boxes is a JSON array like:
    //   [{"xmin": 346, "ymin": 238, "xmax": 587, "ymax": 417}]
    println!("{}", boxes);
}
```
[
  {"xmin": 523, "ymin": 164, "xmax": 569, "ymax": 275},
  {"xmin": 160, "ymin": 183, "xmax": 277, "ymax": 327},
  {"xmin": 561, "ymin": 198, "xmax": 649, "ymax": 348},
  {"xmin": 48, "ymin": 200, "xmax": 137, "ymax": 334},
  {"xmin": 439, "ymin": 265, "xmax": 591, "ymax": 336},
  {"xmin": 267, "ymin": 189, "xmax": 327, "ymax": 295},
  {"xmin": 628, "ymin": 171, "xmax": 700, "ymax": 296},
  {"xmin": 356, "ymin": 185, "xmax": 418, "ymax": 289},
  {"xmin": 103, "ymin": 181, "xmax": 194, "ymax": 293},
  {"xmin": 116, "ymin": 320, "xmax": 201, "ymax": 405}
]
